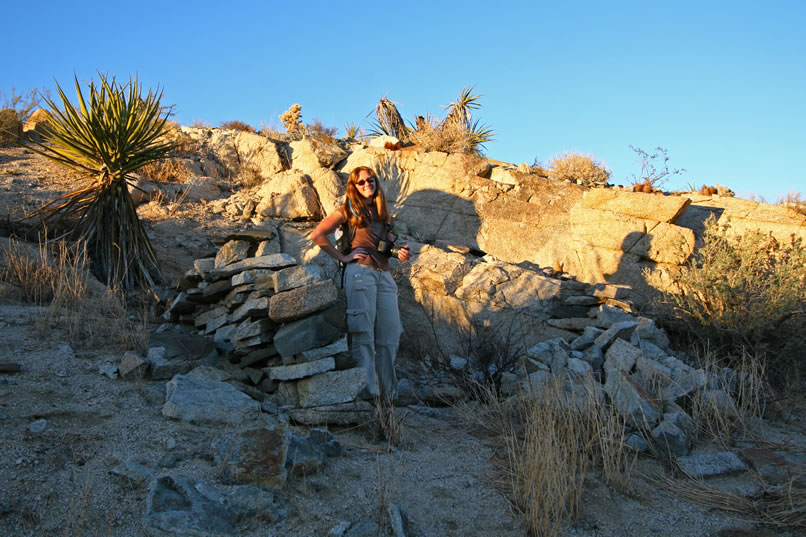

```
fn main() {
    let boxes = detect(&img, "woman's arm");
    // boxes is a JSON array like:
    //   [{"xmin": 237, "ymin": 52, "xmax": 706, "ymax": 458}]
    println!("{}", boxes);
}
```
[{"xmin": 311, "ymin": 210, "xmax": 368, "ymax": 264}]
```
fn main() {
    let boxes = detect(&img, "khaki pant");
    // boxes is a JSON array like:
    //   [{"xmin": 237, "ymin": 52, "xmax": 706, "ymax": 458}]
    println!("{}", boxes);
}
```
[{"xmin": 344, "ymin": 263, "xmax": 402, "ymax": 398}]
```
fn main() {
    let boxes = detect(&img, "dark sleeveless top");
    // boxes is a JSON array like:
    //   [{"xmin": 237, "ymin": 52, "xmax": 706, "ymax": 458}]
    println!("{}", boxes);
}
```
[{"xmin": 346, "ymin": 205, "xmax": 390, "ymax": 271}]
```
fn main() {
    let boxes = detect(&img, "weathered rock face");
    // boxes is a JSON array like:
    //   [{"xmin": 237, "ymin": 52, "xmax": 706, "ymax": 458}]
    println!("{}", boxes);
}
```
[
  {"xmin": 182, "ymin": 126, "xmax": 286, "ymax": 182},
  {"xmin": 255, "ymin": 170, "xmax": 322, "ymax": 220},
  {"xmin": 289, "ymin": 135, "xmax": 348, "ymax": 174},
  {"xmin": 22, "ymin": 108, "xmax": 52, "ymax": 142},
  {"xmin": 188, "ymin": 128, "xmax": 805, "ymax": 309}
]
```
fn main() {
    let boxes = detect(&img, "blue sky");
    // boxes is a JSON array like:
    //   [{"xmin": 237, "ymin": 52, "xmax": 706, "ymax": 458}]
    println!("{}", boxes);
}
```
[{"xmin": 3, "ymin": 1, "xmax": 804, "ymax": 201}]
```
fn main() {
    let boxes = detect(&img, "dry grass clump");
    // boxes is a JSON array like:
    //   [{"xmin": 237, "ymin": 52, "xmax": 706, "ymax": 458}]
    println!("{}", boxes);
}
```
[
  {"xmin": 686, "ymin": 347, "xmax": 767, "ymax": 446},
  {"xmin": 462, "ymin": 376, "xmax": 635, "ymax": 537},
  {"xmin": 664, "ymin": 215, "xmax": 805, "ymax": 384},
  {"xmin": 777, "ymin": 191, "xmax": 806, "ymax": 215},
  {"xmin": 306, "ymin": 118, "xmax": 338, "ymax": 138},
  {"xmin": 135, "ymin": 158, "xmax": 192, "ymax": 183},
  {"xmin": 548, "ymin": 152, "xmax": 611, "ymax": 185},
  {"xmin": 257, "ymin": 120, "xmax": 285, "ymax": 141},
  {"xmin": 408, "ymin": 115, "xmax": 473, "ymax": 154},
  {"xmin": 653, "ymin": 470, "xmax": 806, "ymax": 532},
  {"xmin": 219, "ymin": 120, "xmax": 256, "ymax": 133},
  {"xmin": 0, "ymin": 237, "xmax": 147, "ymax": 351}
]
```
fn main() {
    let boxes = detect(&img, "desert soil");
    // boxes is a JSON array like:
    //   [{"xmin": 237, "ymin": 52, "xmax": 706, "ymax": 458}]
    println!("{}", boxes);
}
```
[{"xmin": 0, "ymin": 146, "xmax": 804, "ymax": 537}]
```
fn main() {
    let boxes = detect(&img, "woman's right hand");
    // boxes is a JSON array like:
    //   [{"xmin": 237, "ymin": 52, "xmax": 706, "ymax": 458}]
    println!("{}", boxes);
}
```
[{"xmin": 342, "ymin": 248, "xmax": 369, "ymax": 264}]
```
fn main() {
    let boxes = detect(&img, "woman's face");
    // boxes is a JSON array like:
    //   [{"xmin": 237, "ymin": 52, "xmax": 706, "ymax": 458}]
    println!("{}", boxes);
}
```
[{"xmin": 354, "ymin": 170, "xmax": 377, "ymax": 199}]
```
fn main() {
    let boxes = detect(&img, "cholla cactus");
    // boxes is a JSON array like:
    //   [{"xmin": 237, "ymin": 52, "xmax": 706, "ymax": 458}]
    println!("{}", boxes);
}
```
[{"xmin": 280, "ymin": 103, "xmax": 303, "ymax": 139}]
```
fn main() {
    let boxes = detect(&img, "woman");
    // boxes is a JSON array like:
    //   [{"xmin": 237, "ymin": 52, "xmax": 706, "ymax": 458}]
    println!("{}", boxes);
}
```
[{"xmin": 311, "ymin": 166, "xmax": 411, "ymax": 400}]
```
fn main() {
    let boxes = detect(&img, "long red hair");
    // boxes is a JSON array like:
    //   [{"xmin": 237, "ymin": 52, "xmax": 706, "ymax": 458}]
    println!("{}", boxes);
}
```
[{"xmin": 343, "ymin": 166, "xmax": 390, "ymax": 227}]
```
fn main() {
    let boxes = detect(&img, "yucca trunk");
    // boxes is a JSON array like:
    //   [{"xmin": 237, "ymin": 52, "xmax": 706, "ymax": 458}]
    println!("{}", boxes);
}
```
[{"xmin": 76, "ymin": 171, "xmax": 160, "ymax": 290}]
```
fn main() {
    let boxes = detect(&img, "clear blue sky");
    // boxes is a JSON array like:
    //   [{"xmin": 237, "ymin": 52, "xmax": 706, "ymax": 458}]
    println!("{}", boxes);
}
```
[{"xmin": 3, "ymin": 1, "xmax": 804, "ymax": 201}]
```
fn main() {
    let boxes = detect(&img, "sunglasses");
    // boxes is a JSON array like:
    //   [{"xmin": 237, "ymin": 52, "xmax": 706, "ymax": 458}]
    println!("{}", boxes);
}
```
[{"xmin": 355, "ymin": 177, "xmax": 376, "ymax": 187}]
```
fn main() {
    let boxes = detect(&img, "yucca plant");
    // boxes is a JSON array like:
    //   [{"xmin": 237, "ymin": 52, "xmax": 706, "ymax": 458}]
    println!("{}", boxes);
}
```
[
  {"xmin": 343, "ymin": 121, "xmax": 360, "ymax": 140},
  {"xmin": 22, "ymin": 73, "xmax": 176, "ymax": 290},
  {"xmin": 374, "ymin": 97, "xmax": 408, "ymax": 140},
  {"xmin": 467, "ymin": 118, "xmax": 494, "ymax": 156},
  {"xmin": 444, "ymin": 86, "xmax": 483, "ymax": 131}
]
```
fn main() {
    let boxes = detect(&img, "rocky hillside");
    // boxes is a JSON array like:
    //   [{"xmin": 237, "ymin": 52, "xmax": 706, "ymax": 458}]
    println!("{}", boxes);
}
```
[{"xmin": 0, "ymin": 132, "xmax": 804, "ymax": 537}]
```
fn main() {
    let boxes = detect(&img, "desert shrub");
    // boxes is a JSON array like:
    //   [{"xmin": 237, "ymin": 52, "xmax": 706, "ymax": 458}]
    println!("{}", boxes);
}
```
[
  {"xmin": 279, "ymin": 103, "xmax": 304, "ymax": 139},
  {"xmin": 548, "ymin": 152, "xmax": 610, "ymax": 185},
  {"xmin": 219, "ymin": 119, "xmax": 256, "ymax": 133},
  {"xmin": 191, "ymin": 118, "xmax": 211, "ymax": 128},
  {"xmin": 777, "ymin": 191, "xmax": 806, "ymax": 215},
  {"xmin": 664, "ymin": 215, "xmax": 806, "ymax": 382},
  {"xmin": 135, "ymin": 158, "xmax": 192, "ymax": 183},
  {"xmin": 305, "ymin": 118, "xmax": 338, "ymax": 138},
  {"xmin": 408, "ymin": 114, "xmax": 472, "ymax": 154},
  {"xmin": 0, "ymin": 108, "xmax": 21, "ymax": 146},
  {"xmin": 1, "ymin": 86, "xmax": 49, "ymax": 123},
  {"xmin": 628, "ymin": 145, "xmax": 685, "ymax": 190}
]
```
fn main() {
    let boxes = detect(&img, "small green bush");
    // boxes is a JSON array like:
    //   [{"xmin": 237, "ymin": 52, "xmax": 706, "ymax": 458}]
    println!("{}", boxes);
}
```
[
  {"xmin": 548, "ymin": 152, "xmax": 610, "ymax": 184},
  {"xmin": 665, "ymin": 215, "xmax": 805, "ymax": 381}
]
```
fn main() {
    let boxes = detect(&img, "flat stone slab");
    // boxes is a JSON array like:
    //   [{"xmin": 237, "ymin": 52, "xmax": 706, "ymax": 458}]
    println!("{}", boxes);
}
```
[
  {"xmin": 604, "ymin": 338, "xmax": 641, "ymax": 374},
  {"xmin": 677, "ymin": 451, "xmax": 748, "ymax": 478},
  {"xmin": 581, "ymin": 189, "xmax": 691, "ymax": 223},
  {"xmin": 269, "ymin": 280, "xmax": 339, "ymax": 323},
  {"xmin": 272, "ymin": 264, "xmax": 323, "ymax": 293},
  {"xmin": 546, "ymin": 318, "xmax": 601, "ymax": 331},
  {"xmin": 288, "ymin": 401, "xmax": 374, "ymax": 425},
  {"xmin": 298, "ymin": 335, "xmax": 348, "ymax": 362},
  {"xmin": 273, "ymin": 305, "xmax": 345, "ymax": 358},
  {"xmin": 208, "ymin": 253, "xmax": 296, "ymax": 279},
  {"xmin": 267, "ymin": 357, "xmax": 335, "ymax": 381},
  {"xmin": 296, "ymin": 367, "xmax": 366, "ymax": 407},
  {"xmin": 162, "ymin": 371, "xmax": 260, "ymax": 424},
  {"xmin": 231, "ymin": 269, "xmax": 275, "ymax": 287}
]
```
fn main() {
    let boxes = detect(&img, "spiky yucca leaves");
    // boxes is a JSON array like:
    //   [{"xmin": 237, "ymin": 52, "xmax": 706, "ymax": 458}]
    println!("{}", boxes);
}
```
[
  {"xmin": 444, "ymin": 86, "xmax": 483, "ymax": 131},
  {"xmin": 467, "ymin": 119, "xmax": 494, "ymax": 156},
  {"xmin": 375, "ymin": 98, "xmax": 408, "ymax": 140},
  {"xmin": 343, "ymin": 121, "xmax": 360, "ymax": 140},
  {"xmin": 23, "ymin": 73, "xmax": 176, "ymax": 290}
]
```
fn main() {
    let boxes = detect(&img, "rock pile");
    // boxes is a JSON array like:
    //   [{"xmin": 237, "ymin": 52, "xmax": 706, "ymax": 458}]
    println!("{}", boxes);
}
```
[
  {"xmin": 447, "ymin": 300, "xmax": 748, "ymax": 460},
  {"xmin": 158, "ymin": 229, "xmax": 376, "ymax": 425}
]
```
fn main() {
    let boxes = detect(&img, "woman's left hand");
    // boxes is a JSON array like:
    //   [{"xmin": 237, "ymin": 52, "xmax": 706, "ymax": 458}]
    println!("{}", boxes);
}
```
[{"xmin": 397, "ymin": 245, "xmax": 412, "ymax": 263}]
